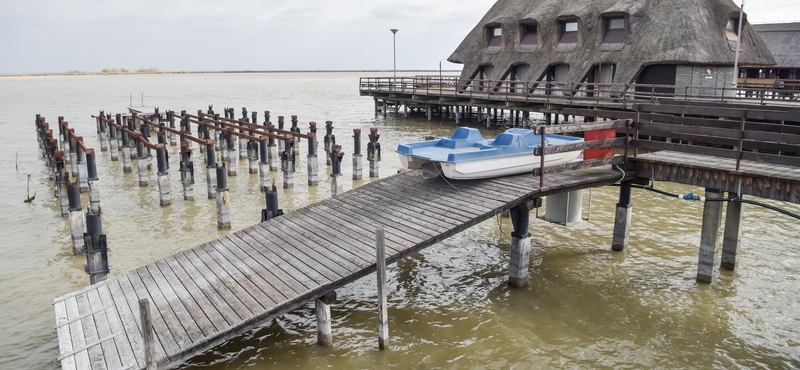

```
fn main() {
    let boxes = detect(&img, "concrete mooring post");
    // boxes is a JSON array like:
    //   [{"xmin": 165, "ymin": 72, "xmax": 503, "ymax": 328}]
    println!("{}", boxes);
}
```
[
  {"xmin": 315, "ymin": 291, "xmax": 336, "ymax": 347},
  {"xmin": 216, "ymin": 165, "xmax": 231, "ymax": 229},
  {"xmin": 109, "ymin": 115, "xmax": 120, "ymax": 161},
  {"xmin": 508, "ymin": 203, "xmax": 532, "ymax": 288},
  {"xmin": 239, "ymin": 109, "xmax": 249, "ymax": 159},
  {"xmin": 121, "ymin": 127, "xmax": 132, "ymax": 172},
  {"xmin": 259, "ymin": 135, "xmax": 270, "ymax": 191},
  {"xmin": 156, "ymin": 146, "xmax": 170, "ymax": 206},
  {"xmin": 281, "ymin": 137, "xmax": 295, "ymax": 189},
  {"xmin": 55, "ymin": 154, "xmax": 70, "ymax": 216},
  {"xmin": 67, "ymin": 183, "xmax": 85, "ymax": 255},
  {"xmin": 307, "ymin": 130, "xmax": 319, "ymax": 186},
  {"xmin": 277, "ymin": 116, "xmax": 285, "ymax": 153},
  {"xmin": 291, "ymin": 116, "xmax": 301, "ymax": 158},
  {"xmin": 180, "ymin": 143, "xmax": 195, "ymax": 201},
  {"xmin": 136, "ymin": 136, "xmax": 149, "ymax": 186},
  {"xmin": 86, "ymin": 152, "xmax": 101, "ymax": 213},
  {"xmin": 324, "ymin": 121, "xmax": 335, "ymax": 166},
  {"xmin": 83, "ymin": 212, "xmax": 109, "ymax": 284},
  {"xmin": 697, "ymin": 189, "xmax": 725, "ymax": 284},
  {"xmin": 227, "ymin": 130, "xmax": 237, "ymax": 177},
  {"xmin": 352, "ymin": 129, "xmax": 363, "ymax": 180},
  {"xmin": 376, "ymin": 228, "xmax": 389, "ymax": 350},
  {"xmin": 206, "ymin": 145, "xmax": 217, "ymax": 199},
  {"xmin": 722, "ymin": 194, "xmax": 744, "ymax": 270},
  {"xmin": 261, "ymin": 184, "xmax": 284, "ymax": 222},
  {"xmin": 367, "ymin": 128, "xmax": 381, "ymax": 178},
  {"xmin": 248, "ymin": 133, "xmax": 259, "ymax": 175},
  {"xmin": 76, "ymin": 140, "xmax": 89, "ymax": 193},
  {"xmin": 330, "ymin": 145, "xmax": 344, "ymax": 196},
  {"xmin": 97, "ymin": 112, "xmax": 108, "ymax": 152},
  {"xmin": 612, "ymin": 182, "xmax": 633, "ymax": 252}
]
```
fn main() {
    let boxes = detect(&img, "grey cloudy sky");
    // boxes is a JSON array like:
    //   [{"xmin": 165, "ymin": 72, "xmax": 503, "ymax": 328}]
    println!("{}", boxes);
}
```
[{"xmin": 1, "ymin": 0, "xmax": 798, "ymax": 74}]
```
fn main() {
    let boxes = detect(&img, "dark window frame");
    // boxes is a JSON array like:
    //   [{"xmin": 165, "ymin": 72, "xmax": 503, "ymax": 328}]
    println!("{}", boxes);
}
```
[
  {"xmin": 520, "ymin": 22, "xmax": 538, "ymax": 46},
  {"xmin": 602, "ymin": 16, "xmax": 627, "ymax": 44},
  {"xmin": 558, "ymin": 19, "xmax": 579, "ymax": 44},
  {"xmin": 486, "ymin": 25, "xmax": 503, "ymax": 48}
]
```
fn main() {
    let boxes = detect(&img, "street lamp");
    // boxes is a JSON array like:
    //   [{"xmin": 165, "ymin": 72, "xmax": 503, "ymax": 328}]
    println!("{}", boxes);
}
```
[
  {"xmin": 390, "ymin": 29, "xmax": 399, "ymax": 79},
  {"xmin": 732, "ymin": 0, "xmax": 744, "ymax": 89}
]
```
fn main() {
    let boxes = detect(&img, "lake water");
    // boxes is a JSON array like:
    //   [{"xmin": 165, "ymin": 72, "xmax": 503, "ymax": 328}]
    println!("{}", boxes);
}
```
[{"xmin": 0, "ymin": 72, "xmax": 799, "ymax": 370}]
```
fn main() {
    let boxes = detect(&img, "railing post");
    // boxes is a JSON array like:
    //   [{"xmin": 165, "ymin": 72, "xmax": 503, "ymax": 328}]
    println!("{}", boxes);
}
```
[
  {"xmin": 139, "ymin": 299, "xmax": 157, "ymax": 370},
  {"xmin": 376, "ymin": 228, "xmax": 389, "ymax": 350}
]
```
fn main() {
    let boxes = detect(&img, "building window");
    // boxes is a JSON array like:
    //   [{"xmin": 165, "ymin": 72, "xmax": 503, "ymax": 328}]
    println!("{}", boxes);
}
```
[
  {"xmin": 768, "ymin": 69, "xmax": 777, "ymax": 79},
  {"xmin": 560, "ymin": 20, "xmax": 579, "ymax": 44},
  {"xmin": 739, "ymin": 69, "xmax": 747, "ymax": 78},
  {"xmin": 704, "ymin": 68, "xmax": 714, "ymax": 79},
  {"xmin": 487, "ymin": 26, "xmax": 503, "ymax": 48},
  {"xmin": 603, "ymin": 17, "xmax": 626, "ymax": 43},
  {"xmin": 521, "ymin": 24, "xmax": 538, "ymax": 46},
  {"xmin": 758, "ymin": 69, "xmax": 766, "ymax": 79},
  {"xmin": 726, "ymin": 18, "xmax": 739, "ymax": 41},
  {"xmin": 791, "ymin": 69, "xmax": 798, "ymax": 79}
]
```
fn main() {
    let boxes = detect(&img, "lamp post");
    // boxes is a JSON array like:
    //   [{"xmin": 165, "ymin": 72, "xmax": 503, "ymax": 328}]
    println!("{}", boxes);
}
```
[
  {"xmin": 390, "ymin": 29, "xmax": 399, "ymax": 79},
  {"xmin": 732, "ymin": 0, "xmax": 745, "ymax": 89}
]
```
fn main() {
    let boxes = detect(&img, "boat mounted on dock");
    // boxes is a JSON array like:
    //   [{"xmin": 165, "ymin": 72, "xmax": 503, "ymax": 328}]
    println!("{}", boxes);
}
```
[{"xmin": 397, "ymin": 127, "xmax": 584, "ymax": 180}]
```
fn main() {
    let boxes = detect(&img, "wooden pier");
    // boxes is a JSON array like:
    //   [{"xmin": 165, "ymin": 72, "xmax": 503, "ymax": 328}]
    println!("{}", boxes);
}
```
[{"xmin": 53, "ymin": 167, "xmax": 623, "ymax": 370}]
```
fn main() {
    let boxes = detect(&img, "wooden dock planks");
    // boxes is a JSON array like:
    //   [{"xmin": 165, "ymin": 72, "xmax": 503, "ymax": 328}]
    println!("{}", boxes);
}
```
[{"xmin": 54, "ymin": 168, "xmax": 624, "ymax": 370}]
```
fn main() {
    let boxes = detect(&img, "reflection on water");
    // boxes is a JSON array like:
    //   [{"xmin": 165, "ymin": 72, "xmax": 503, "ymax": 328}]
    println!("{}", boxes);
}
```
[{"xmin": 0, "ymin": 73, "xmax": 798, "ymax": 370}]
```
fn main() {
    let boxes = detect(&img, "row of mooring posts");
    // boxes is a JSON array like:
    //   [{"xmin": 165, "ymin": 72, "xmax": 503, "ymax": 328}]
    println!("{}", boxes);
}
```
[
  {"xmin": 94, "ymin": 107, "xmax": 382, "ymax": 229},
  {"xmin": 35, "ymin": 115, "xmax": 110, "ymax": 285}
]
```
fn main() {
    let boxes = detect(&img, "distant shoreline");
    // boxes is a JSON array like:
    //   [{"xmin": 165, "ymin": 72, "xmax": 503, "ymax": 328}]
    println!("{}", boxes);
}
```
[{"xmin": 0, "ymin": 70, "xmax": 463, "ymax": 78}]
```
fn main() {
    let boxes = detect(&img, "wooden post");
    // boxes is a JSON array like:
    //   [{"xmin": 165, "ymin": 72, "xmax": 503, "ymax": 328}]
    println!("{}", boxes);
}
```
[
  {"xmin": 324, "ymin": 121, "xmax": 334, "ymax": 166},
  {"xmin": 55, "ymin": 154, "xmax": 70, "ymax": 216},
  {"xmin": 227, "ymin": 130, "xmax": 238, "ymax": 177},
  {"xmin": 374, "ymin": 98, "xmax": 379, "ymax": 117},
  {"xmin": 206, "ymin": 145, "xmax": 217, "ymax": 199},
  {"xmin": 109, "ymin": 116, "xmax": 119, "ymax": 161},
  {"xmin": 239, "ymin": 110, "xmax": 248, "ymax": 159},
  {"xmin": 721, "ymin": 195, "xmax": 743, "ymax": 270},
  {"xmin": 611, "ymin": 182, "xmax": 633, "ymax": 251},
  {"xmin": 426, "ymin": 104, "xmax": 432, "ymax": 121},
  {"xmin": 67, "ymin": 183, "xmax": 85, "ymax": 255},
  {"xmin": 367, "ymin": 128, "xmax": 380, "ymax": 178},
  {"xmin": 382, "ymin": 100, "xmax": 387, "ymax": 117},
  {"xmin": 260, "ymin": 135, "xmax": 270, "ymax": 191},
  {"xmin": 307, "ymin": 130, "xmax": 319, "ymax": 186},
  {"xmin": 216, "ymin": 165, "xmax": 231, "ymax": 229},
  {"xmin": 352, "ymin": 129, "xmax": 363, "ymax": 180},
  {"xmin": 281, "ymin": 137, "xmax": 295, "ymax": 189},
  {"xmin": 277, "ymin": 116, "xmax": 285, "ymax": 153},
  {"xmin": 180, "ymin": 143, "xmax": 195, "ymax": 201},
  {"xmin": 139, "ymin": 299, "xmax": 157, "ymax": 370},
  {"xmin": 84, "ymin": 212, "xmax": 109, "ymax": 284},
  {"xmin": 315, "ymin": 292, "xmax": 336, "ymax": 347},
  {"xmin": 330, "ymin": 145, "xmax": 344, "ymax": 196},
  {"xmin": 136, "ymin": 137, "xmax": 149, "ymax": 186},
  {"xmin": 508, "ymin": 204, "xmax": 531, "ymax": 288},
  {"xmin": 248, "ymin": 127, "xmax": 258, "ymax": 175},
  {"xmin": 291, "ymin": 115, "xmax": 301, "ymax": 158},
  {"xmin": 267, "ymin": 125, "xmax": 279, "ymax": 172},
  {"xmin": 403, "ymin": 103, "xmax": 408, "ymax": 118},
  {"xmin": 455, "ymin": 105, "xmax": 461, "ymax": 125},
  {"xmin": 376, "ymin": 228, "xmax": 389, "ymax": 350},
  {"xmin": 697, "ymin": 189, "xmax": 724, "ymax": 283},
  {"xmin": 156, "ymin": 146, "xmax": 170, "ymax": 206}
]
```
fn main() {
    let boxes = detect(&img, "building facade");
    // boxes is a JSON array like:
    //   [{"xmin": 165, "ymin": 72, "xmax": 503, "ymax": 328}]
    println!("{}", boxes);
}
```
[{"xmin": 740, "ymin": 22, "xmax": 800, "ymax": 87}]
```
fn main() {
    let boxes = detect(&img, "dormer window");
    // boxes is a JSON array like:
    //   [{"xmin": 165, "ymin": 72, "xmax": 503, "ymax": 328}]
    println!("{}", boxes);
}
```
[
  {"xmin": 488, "ymin": 26, "xmax": 503, "ymax": 47},
  {"xmin": 521, "ymin": 24, "xmax": 538, "ymax": 45},
  {"xmin": 603, "ymin": 17, "xmax": 626, "ymax": 43},
  {"xmin": 726, "ymin": 18, "xmax": 739, "ymax": 41},
  {"xmin": 560, "ymin": 20, "xmax": 579, "ymax": 44}
]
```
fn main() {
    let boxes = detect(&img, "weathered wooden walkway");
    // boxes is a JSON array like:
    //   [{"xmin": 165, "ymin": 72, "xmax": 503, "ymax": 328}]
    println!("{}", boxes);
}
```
[{"xmin": 54, "ymin": 167, "xmax": 624, "ymax": 370}]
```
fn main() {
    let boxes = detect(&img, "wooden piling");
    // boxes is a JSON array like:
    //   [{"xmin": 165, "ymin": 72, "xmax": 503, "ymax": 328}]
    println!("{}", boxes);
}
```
[
  {"xmin": 206, "ymin": 145, "xmax": 217, "ymax": 199},
  {"xmin": 216, "ymin": 165, "xmax": 231, "ymax": 229},
  {"xmin": 612, "ymin": 182, "xmax": 633, "ymax": 251},
  {"xmin": 324, "ymin": 121, "xmax": 334, "ymax": 166},
  {"xmin": 697, "ymin": 189, "xmax": 724, "ymax": 284},
  {"xmin": 315, "ymin": 292, "xmax": 336, "ymax": 347},
  {"xmin": 509, "ymin": 204, "xmax": 531, "ymax": 288},
  {"xmin": 376, "ymin": 228, "xmax": 389, "ymax": 350},
  {"xmin": 307, "ymin": 129, "xmax": 319, "ymax": 186},
  {"xmin": 156, "ymin": 146, "xmax": 170, "ymax": 206},
  {"xmin": 721, "ymin": 194, "xmax": 743, "ymax": 270},
  {"xmin": 330, "ymin": 145, "xmax": 344, "ymax": 196},
  {"xmin": 180, "ymin": 143, "xmax": 195, "ymax": 201},
  {"xmin": 282, "ymin": 137, "xmax": 295, "ymax": 189},
  {"xmin": 352, "ymin": 129, "xmax": 363, "ymax": 180},
  {"xmin": 367, "ymin": 128, "xmax": 380, "ymax": 178},
  {"xmin": 227, "ymin": 130, "xmax": 237, "ymax": 177}
]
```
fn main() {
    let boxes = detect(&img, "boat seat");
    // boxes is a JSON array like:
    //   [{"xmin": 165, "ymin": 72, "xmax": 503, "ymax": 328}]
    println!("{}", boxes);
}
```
[{"xmin": 438, "ymin": 127, "xmax": 483, "ymax": 149}]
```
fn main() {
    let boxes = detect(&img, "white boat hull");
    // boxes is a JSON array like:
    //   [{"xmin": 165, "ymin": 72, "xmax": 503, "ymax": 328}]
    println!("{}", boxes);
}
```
[{"xmin": 399, "ymin": 151, "xmax": 583, "ymax": 180}]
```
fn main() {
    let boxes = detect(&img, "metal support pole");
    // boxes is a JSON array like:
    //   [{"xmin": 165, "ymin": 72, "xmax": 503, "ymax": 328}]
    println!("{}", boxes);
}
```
[
  {"xmin": 86, "ymin": 153, "xmax": 101, "ymax": 213},
  {"xmin": 611, "ymin": 182, "xmax": 633, "ymax": 251},
  {"xmin": 508, "ymin": 203, "xmax": 531, "ymax": 288}
]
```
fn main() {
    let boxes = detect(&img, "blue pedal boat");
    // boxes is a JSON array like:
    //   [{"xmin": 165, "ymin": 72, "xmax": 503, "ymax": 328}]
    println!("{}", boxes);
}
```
[{"xmin": 397, "ymin": 127, "xmax": 584, "ymax": 180}]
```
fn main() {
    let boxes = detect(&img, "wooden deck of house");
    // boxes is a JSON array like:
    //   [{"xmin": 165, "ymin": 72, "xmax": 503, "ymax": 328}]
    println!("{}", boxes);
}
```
[{"xmin": 53, "ymin": 167, "xmax": 626, "ymax": 370}]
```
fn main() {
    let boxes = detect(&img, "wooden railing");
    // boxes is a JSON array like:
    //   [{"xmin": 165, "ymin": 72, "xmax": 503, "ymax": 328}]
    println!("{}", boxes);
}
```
[{"xmin": 359, "ymin": 76, "xmax": 800, "ymax": 106}]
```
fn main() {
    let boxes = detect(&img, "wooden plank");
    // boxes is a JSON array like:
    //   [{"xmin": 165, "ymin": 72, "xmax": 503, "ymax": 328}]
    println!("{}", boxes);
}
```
[
  {"xmin": 175, "ymin": 250, "xmax": 254, "ymax": 320},
  {"xmin": 273, "ymin": 215, "xmax": 373, "ymax": 266},
  {"xmin": 236, "ymin": 228, "xmax": 330, "ymax": 287},
  {"xmin": 84, "ymin": 289, "xmax": 123, "ymax": 370},
  {"xmin": 373, "ymin": 180, "xmax": 480, "ymax": 219},
  {"xmin": 202, "ymin": 240, "xmax": 286, "ymax": 305},
  {"xmin": 353, "ymin": 187, "xmax": 461, "ymax": 229},
  {"xmin": 215, "ymin": 236, "xmax": 305, "ymax": 296},
  {"xmin": 332, "ymin": 195, "xmax": 439, "ymax": 240},
  {"xmin": 96, "ymin": 283, "xmax": 139, "ymax": 369},
  {"xmin": 297, "ymin": 206, "xmax": 406, "ymax": 256},
  {"xmin": 135, "ymin": 267, "xmax": 199, "ymax": 346},
  {"xmin": 534, "ymin": 120, "xmax": 629, "ymax": 135},
  {"xmin": 145, "ymin": 263, "xmax": 215, "ymax": 338},
  {"xmin": 74, "ymin": 293, "xmax": 109, "ymax": 370},
  {"xmin": 536, "ymin": 137, "xmax": 629, "ymax": 156},
  {"xmin": 533, "ymin": 157, "xmax": 624, "ymax": 176},
  {"xmin": 636, "ymin": 103, "xmax": 746, "ymax": 119},
  {"xmin": 164, "ymin": 255, "xmax": 240, "ymax": 327},
  {"xmin": 315, "ymin": 199, "xmax": 427, "ymax": 245},
  {"xmin": 249, "ymin": 223, "xmax": 349, "ymax": 281},
  {"xmin": 108, "ymin": 278, "xmax": 159, "ymax": 364},
  {"xmin": 64, "ymin": 296, "xmax": 92, "ymax": 370},
  {"xmin": 386, "ymin": 176, "xmax": 505, "ymax": 214},
  {"xmin": 54, "ymin": 301, "xmax": 77, "ymax": 370},
  {"xmin": 361, "ymin": 185, "xmax": 472, "ymax": 224},
  {"xmin": 185, "ymin": 247, "xmax": 266, "ymax": 315},
  {"xmin": 338, "ymin": 191, "xmax": 453, "ymax": 236},
  {"xmin": 267, "ymin": 216, "xmax": 365, "ymax": 273},
  {"xmin": 125, "ymin": 270, "xmax": 186, "ymax": 354},
  {"xmin": 155, "ymin": 258, "xmax": 228, "ymax": 332},
  {"xmin": 225, "ymin": 233, "xmax": 316, "ymax": 291}
]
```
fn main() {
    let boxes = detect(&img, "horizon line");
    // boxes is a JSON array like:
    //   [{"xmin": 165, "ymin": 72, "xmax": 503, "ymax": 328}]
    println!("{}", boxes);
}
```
[{"xmin": 0, "ymin": 69, "xmax": 465, "ymax": 78}]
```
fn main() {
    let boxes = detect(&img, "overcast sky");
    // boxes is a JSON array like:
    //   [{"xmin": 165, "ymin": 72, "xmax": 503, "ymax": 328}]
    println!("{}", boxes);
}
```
[{"xmin": 1, "ymin": 0, "xmax": 798, "ymax": 74}]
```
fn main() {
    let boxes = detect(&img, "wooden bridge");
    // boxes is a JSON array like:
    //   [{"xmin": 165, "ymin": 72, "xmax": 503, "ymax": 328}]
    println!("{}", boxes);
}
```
[{"xmin": 53, "ymin": 165, "xmax": 627, "ymax": 370}]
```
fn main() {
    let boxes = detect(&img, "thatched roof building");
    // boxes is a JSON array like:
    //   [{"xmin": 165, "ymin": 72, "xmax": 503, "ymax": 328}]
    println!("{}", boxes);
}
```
[
  {"xmin": 448, "ymin": 0, "xmax": 776, "ymax": 89},
  {"xmin": 752, "ymin": 23, "xmax": 800, "ymax": 69}
]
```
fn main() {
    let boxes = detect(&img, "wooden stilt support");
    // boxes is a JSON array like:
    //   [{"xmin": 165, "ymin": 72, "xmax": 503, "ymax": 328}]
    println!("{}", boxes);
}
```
[
  {"xmin": 697, "ymin": 188, "xmax": 724, "ymax": 283},
  {"xmin": 508, "ymin": 203, "xmax": 531, "ymax": 288},
  {"xmin": 315, "ymin": 292, "xmax": 336, "ymax": 347},
  {"xmin": 721, "ymin": 194, "xmax": 743, "ymax": 270},
  {"xmin": 612, "ymin": 182, "xmax": 633, "ymax": 251},
  {"xmin": 156, "ymin": 146, "xmax": 170, "ymax": 206}
]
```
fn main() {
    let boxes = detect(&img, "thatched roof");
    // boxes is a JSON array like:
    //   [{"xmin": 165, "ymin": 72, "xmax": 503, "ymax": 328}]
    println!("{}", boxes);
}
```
[
  {"xmin": 753, "ymin": 23, "xmax": 800, "ymax": 68},
  {"xmin": 448, "ymin": 0, "xmax": 776, "ymax": 84}
]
